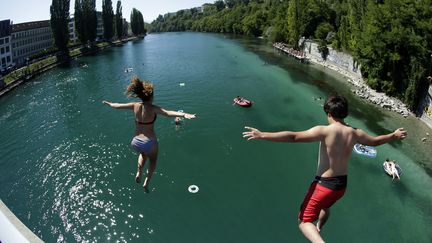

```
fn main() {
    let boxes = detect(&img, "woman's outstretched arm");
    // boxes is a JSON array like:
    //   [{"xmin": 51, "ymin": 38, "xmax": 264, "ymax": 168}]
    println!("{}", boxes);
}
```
[
  {"xmin": 153, "ymin": 106, "xmax": 196, "ymax": 119},
  {"xmin": 102, "ymin": 101, "xmax": 135, "ymax": 109}
]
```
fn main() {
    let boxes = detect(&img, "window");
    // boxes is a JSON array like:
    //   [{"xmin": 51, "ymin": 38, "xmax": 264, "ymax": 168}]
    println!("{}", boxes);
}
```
[
  {"xmin": 12, "ymin": 43, "xmax": 15, "ymax": 48},
  {"xmin": 5, "ymin": 37, "xmax": 9, "ymax": 43},
  {"xmin": 6, "ymin": 56, "xmax": 10, "ymax": 62},
  {"xmin": 1, "ymin": 57, "xmax": 5, "ymax": 65},
  {"xmin": 0, "ymin": 39, "xmax": 3, "ymax": 45},
  {"xmin": 6, "ymin": 46, "xmax": 9, "ymax": 52},
  {"xmin": 1, "ymin": 48, "xmax": 4, "ymax": 54}
]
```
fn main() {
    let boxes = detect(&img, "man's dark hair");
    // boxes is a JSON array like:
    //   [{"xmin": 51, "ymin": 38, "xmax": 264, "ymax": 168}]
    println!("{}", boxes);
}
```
[{"xmin": 323, "ymin": 95, "xmax": 348, "ymax": 119}]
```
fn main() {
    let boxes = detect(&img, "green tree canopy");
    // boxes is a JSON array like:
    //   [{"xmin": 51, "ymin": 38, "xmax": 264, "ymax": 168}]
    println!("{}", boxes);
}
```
[
  {"xmin": 102, "ymin": 0, "xmax": 115, "ymax": 40},
  {"xmin": 50, "ymin": 0, "xmax": 70, "ymax": 57}
]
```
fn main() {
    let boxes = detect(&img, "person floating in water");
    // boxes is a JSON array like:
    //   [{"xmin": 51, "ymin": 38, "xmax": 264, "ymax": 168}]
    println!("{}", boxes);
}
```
[
  {"xmin": 103, "ymin": 76, "xmax": 196, "ymax": 192},
  {"xmin": 384, "ymin": 159, "xmax": 400, "ymax": 180},
  {"xmin": 242, "ymin": 95, "xmax": 407, "ymax": 243},
  {"xmin": 174, "ymin": 116, "xmax": 182, "ymax": 125}
]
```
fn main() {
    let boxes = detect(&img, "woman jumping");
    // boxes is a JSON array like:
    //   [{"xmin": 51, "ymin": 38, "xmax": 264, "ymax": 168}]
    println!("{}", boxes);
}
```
[{"xmin": 103, "ymin": 76, "xmax": 196, "ymax": 192}]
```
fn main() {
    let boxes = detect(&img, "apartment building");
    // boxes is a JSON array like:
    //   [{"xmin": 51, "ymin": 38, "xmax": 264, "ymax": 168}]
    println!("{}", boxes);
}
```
[
  {"xmin": 0, "ymin": 20, "xmax": 13, "ymax": 72},
  {"xmin": 11, "ymin": 20, "xmax": 53, "ymax": 65},
  {"xmin": 12, "ymin": 20, "xmax": 54, "ymax": 65}
]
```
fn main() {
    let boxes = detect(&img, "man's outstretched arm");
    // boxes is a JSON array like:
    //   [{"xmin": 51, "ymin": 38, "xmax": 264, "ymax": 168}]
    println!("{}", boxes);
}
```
[
  {"xmin": 242, "ymin": 126, "xmax": 325, "ymax": 143},
  {"xmin": 356, "ymin": 128, "xmax": 407, "ymax": 146}
]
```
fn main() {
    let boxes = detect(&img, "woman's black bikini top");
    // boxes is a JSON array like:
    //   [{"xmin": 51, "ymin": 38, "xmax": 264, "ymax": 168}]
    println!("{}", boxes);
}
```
[{"xmin": 135, "ymin": 114, "xmax": 157, "ymax": 125}]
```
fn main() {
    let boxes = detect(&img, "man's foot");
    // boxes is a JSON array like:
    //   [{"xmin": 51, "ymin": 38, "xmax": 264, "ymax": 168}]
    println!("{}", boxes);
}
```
[{"xmin": 316, "ymin": 222, "xmax": 322, "ymax": 232}]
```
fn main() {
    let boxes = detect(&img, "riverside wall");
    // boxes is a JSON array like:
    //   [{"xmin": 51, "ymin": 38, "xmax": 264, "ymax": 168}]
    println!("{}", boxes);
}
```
[{"xmin": 302, "ymin": 40, "xmax": 411, "ymax": 117}]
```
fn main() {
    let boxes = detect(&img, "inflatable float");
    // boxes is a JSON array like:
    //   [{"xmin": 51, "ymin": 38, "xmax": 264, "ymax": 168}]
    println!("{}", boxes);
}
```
[
  {"xmin": 188, "ymin": 185, "xmax": 199, "ymax": 193},
  {"xmin": 233, "ymin": 97, "xmax": 252, "ymax": 107},
  {"xmin": 383, "ymin": 161, "xmax": 402, "ymax": 178},
  {"xmin": 353, "ymin": 144, "xmax": 377, "ymax": 158}
]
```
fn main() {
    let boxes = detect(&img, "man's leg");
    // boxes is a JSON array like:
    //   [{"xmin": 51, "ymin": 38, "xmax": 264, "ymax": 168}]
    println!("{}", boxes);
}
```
[
  {"xmin": 316, "ymin": 208, "xmax": 330, "ymax": 232},
  {"xmin": 299, "ymin": 221, "xmax": 325, "ymax": 243}
]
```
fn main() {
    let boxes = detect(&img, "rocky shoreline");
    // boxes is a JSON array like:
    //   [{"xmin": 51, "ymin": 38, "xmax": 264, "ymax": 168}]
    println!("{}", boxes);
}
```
[{"xmin": 305, "ymin": 54, "xmax": 411, "ymax": 117}]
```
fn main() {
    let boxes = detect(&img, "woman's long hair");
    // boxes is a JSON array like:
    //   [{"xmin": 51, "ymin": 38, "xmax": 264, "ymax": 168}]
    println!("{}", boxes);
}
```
[{"xmin": 126, "ymin": 76, "xmax": 154, "ymax": 102}]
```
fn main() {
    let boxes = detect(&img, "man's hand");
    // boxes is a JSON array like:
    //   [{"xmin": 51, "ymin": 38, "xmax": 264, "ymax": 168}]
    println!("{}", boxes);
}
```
[{"xmin": 394, "ymin": 128, "xmax": 407, "ymax": 140}]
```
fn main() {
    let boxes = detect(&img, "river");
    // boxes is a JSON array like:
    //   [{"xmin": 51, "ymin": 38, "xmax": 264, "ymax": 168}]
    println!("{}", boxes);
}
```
[{"xmin": 0, "ymin": 32, "xmax": 431, "ymax": 242}]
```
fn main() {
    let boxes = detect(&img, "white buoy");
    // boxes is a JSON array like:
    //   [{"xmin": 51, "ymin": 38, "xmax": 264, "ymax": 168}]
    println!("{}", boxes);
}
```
[
  {"xmin": 179, "ymin": 83, "xmax": 185, "ymax": 87},
  {"xmin": 188, "ymin": 185, "xmax": 199, "ymax": 193}
]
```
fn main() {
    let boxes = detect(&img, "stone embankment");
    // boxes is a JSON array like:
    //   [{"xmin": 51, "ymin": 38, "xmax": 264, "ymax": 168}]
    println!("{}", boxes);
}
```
[{"xmin": 302, "ymin": 42, "xmax": 411, "ymax": 117}]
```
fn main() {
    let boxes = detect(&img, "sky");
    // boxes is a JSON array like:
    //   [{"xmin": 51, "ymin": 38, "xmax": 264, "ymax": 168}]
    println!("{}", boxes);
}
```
[{"xmin": 0, "ymin": 0, "xmax": 212, "ymax": 24}]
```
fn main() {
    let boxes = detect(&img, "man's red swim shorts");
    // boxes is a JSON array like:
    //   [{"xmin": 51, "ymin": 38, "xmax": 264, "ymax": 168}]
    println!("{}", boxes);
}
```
[{"xmin": 298, "ymin": 179, "xmax": 346, "ymax": 223}]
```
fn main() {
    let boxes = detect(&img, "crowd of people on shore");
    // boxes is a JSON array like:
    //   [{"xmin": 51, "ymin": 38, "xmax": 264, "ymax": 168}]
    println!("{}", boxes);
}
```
[{"xmin": 273, "ymin": 42, "xmax": 307, "ymax": 60}]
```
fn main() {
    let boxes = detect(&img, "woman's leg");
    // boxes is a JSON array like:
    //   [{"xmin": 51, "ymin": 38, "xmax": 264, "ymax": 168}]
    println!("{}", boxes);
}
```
[
  {"xmin": 143, "ymin": 144, "xmax": 158, "ymax": 192},
  {"xmin": 135, "ymin": 153, "xmax": 147, "ymax": 183}
]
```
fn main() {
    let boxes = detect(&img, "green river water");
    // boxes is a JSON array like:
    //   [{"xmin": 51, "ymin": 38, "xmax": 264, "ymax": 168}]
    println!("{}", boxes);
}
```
[{"xmin": 0, "ymin": 32, "xmax": 431, "ymax": 242}]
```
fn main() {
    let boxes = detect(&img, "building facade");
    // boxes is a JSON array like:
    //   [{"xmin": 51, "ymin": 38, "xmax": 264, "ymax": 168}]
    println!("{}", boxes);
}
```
[
  {"xmin": 11, "ymin": 20, "xmax": 53, "ymax": 66},
  {"xmin": 68, "ymin": 16, "xmax": 78, "ymax": 42},
  {"xmin": 69, "ymin": 12, "xmax": 105, "ymax": 43},
  {"xmin": 96, "ymin": 12, "xmax": 104, "ymax": 40},
  {"xmin": 0, "ymin": 20, "xmax": 13, "ymax": 72}
]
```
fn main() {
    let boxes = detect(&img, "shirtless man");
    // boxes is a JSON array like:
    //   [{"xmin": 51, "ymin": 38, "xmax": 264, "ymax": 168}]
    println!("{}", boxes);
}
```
[{"xmin": 242, "ymin": 95, "xmax": 407, "ymax": 243}]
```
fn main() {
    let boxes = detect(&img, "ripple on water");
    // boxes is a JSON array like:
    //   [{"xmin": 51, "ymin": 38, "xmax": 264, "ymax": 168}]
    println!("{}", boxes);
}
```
[{"xmin": 24, "ymin": 134, "xmax": 137, "ymax": 241}]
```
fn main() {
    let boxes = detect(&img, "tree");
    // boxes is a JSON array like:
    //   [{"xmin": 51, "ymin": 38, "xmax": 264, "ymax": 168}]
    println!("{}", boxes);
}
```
[
  {"xmin": 74, "ymin": 0, "xmax": 97, "ymax": 44},
  {"xmin": 214, "ymin": 0, "xmax": 225, "ymax": 11},
  {"xmin": 102, "ymin": 0, "xmax": 114, "ymax": 40},
  {"xmin": 50, "ymin": 0, "xmax": 70, "ymax": 57},
  {"xmin": 84, "ymin": 0, "xmax": 97, "ymax": 43},
  {"xmin": 115, "ymin": 0, "xmax": 123, "ymax": 39},
  {"xmin": 287, "ymin": 0, "xmax": 306, "ymax": 49},
  {"xmin": 74, "ymin": 0, "xmax": 84, "ymax": 43},
  {"xmin": 131, "ymin": 8, "xmax": 145, "ymax": 35}
]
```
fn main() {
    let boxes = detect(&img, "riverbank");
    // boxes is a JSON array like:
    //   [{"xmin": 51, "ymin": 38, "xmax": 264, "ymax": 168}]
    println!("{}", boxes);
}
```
[
  {"xmin": 306, "ymin": 53, "xmax": 432, "ymax": 131},
  {"xmin": 0, "ymin": 36, "xmax": 139, "ymax": 98},
  {"xmin": 306, "ymin": 53, "xmax": 411, "ymax": 116},
  {"xmin": 284, "ymin": 40, "xmax": 414, "ymax": 117}
]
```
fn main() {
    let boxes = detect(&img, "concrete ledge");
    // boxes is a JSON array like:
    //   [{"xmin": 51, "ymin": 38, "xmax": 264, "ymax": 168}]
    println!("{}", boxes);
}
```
[{"xmin": 0, "ymin": 200, "xmax": 43, "ymax": 243}]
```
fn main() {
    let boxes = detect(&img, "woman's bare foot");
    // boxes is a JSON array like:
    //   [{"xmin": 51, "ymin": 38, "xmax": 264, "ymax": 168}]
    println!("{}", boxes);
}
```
[
  {"xmin": 143, "ymin": 177, "xmax": 150, "ymax": 193},
  {"xmin": 135, "ymin": 170, "xmax": 142, "ymax": 184}
]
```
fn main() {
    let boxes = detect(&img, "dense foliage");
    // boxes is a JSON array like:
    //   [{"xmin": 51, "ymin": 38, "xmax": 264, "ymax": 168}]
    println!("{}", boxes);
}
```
[
  {"xmin": 74, "ymin": 0, "xmax": 97, "ymax": 44},
  {"xmin": 102, "ymin": 0, "xmax": 115, "ymax": 40},
  {"xmin": 149, "ymin": 0, "xmax": 432, "ymax": 111},
  {"xmin": 115, "ymin": 0, "xmax": 123, "ymax": 39},
  {"xmin": 130, "ymin": 8, "xmax": 146, "ymax": 36},
  {"xmin": 50, "ymin": 0, "xmax": 70, "ymax": 57}
]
